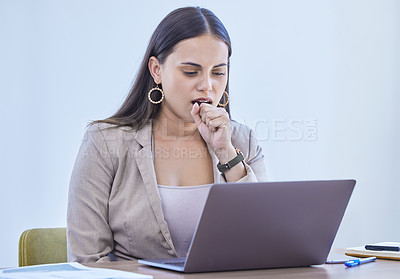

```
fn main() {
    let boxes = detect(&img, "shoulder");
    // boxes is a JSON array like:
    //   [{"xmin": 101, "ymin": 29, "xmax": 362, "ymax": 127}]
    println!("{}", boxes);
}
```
[
  {"xmin": 84, "ymin": 122, "xmax": 146, "ymax": 145},
  {"xmin": 86, "ymin": 122, "xmax": 118, "ymax": 134}
]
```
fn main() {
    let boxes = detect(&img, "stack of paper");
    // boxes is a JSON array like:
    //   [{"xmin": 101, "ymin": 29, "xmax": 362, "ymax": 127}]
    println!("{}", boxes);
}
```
[
  {"xmin": 0, "ymin": 262, "xmax": 152, "ymax": 279},
  {"xmin": 345, "ymin": 242, "xmax": 400, "ymax": 260}
]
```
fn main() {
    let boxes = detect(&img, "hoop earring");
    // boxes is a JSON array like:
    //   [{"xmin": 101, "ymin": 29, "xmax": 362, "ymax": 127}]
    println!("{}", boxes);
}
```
[
  {"xmin": 148, "ymin": 84, "xmax": 164, "ymax": 104},
  {"xmin": 218, "ymin": 91, "xmax": 229, "ymax": 107}
]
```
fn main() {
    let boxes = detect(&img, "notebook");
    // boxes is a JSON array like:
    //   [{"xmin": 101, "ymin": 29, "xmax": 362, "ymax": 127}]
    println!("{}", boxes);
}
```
[
  {"xmin": 139, "ymin": 180, "xmax": 356, "ymax": 273},
  {"xmin": 345, "ymin": 242, "xmax": 400, "ymax": 260}
]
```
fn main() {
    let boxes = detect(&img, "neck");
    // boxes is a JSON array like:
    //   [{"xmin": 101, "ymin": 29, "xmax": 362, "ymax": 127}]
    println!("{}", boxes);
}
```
[{"xmin": 153, "ymin": 108, "xmax": 201, "ymax": 141}]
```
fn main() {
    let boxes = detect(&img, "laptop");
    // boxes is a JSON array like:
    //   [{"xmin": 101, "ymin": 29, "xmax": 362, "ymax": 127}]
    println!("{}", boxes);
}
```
[{"xmin": 139, "ymin": 179, "xmax": 355, "ymax": 273}]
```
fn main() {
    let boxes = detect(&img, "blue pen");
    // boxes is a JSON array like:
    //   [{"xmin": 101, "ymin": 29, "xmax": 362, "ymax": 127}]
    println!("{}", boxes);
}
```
[{"xmin": 345, "ymin": 257, "xmax": 377, "ymax": 267}]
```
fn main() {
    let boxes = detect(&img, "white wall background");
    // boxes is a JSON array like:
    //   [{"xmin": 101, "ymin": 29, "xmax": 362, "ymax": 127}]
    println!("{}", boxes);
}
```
[{"xmin": 1, "ymin": 0, "xmax": 399, "ymax": 268}]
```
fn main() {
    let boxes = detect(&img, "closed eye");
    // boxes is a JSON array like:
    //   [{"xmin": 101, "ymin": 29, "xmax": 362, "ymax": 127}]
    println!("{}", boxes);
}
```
[
  {"xmin": 213, "ymin": 72, "xmax": 225, "ymax": 76},
  {"xmin": 183, "ymin": 71, "xmax": 198, "ymax": 76}
]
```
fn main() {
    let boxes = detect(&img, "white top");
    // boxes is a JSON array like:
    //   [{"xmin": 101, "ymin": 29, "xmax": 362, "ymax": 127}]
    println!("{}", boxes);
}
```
[{"xmin": 157, "ymin": 184, "xmax": 211, "ymax": 257}]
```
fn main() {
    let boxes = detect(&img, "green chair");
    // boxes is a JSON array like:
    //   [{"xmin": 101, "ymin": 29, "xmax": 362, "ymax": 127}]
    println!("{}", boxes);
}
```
[{"xmin": 18, "ymin": 228, "xmax": 67, "ymax": 266}]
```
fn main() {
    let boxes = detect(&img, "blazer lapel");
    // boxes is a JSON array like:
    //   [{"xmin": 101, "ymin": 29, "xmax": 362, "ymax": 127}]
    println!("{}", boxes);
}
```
[
  {"xmin": 134, "ymin": 122, "xmax": 178, "ymax": 256},
  {"xmin": 133, "ymin": 124, "xmax": 224, "ymax": 256}
]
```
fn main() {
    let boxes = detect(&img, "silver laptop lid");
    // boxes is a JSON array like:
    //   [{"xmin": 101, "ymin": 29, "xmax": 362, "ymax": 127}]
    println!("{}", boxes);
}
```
[{"xmin": 183, "ymin": 180, "xmax": 355, "ymax": 272}]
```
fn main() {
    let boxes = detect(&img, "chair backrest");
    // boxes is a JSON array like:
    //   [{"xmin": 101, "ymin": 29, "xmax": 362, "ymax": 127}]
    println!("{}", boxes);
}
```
[{"xmin": 18, "ymin": 228, "xmax": 67, "ymax": 266}]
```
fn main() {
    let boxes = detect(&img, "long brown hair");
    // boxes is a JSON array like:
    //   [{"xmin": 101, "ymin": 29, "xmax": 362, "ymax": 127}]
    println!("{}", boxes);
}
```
[{"xmin": 92, "ymin": 7, "xmax": 232, "ymax": 129}]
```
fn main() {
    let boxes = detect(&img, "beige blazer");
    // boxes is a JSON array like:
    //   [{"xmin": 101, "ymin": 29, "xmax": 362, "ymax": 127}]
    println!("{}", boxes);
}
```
[{"xmin": 67, "ymin": 120, "xmax": 267, "ymax": 263}]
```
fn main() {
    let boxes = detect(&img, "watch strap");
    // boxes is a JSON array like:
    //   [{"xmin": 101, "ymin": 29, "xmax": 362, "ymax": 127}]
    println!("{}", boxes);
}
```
[{"xmin": 217, "ymin": 148, "xmax": 245, "ymax": 173}]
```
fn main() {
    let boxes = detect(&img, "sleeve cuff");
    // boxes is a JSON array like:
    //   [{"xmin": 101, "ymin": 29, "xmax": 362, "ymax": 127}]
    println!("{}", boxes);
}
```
[{"xmin": 220, "ymin": 161, "xmax": 259, "ymax": 183}]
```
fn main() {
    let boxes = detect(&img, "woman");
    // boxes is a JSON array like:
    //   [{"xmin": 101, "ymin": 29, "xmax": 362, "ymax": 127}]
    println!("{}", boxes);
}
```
[{"xmin": 67, "ymin": 6, "xmax": 267, "ymax": 263}]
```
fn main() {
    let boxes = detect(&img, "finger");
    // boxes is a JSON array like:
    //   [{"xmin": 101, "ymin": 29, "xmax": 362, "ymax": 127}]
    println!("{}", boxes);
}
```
[
  {"xmin": 205, "ymin": 112, "xmax": 223, "ymax": 128},
  {"xmin": 198, "ymin": 103, "xmax": 217, "ymax": 123},
  {"xmin": 206, "ymin": 111, "xmax": 229, "ymax": 128},
  {"xmin": 199, "ymin": 105, "xmax": 228, "ymax": 125},
  {"xmin": 190, "ymin": 103, "xmax": 203, "ymax": 127},
  {"xmin": 207, "ymin": 115, "xmax": 229, "ymax": 131},
  {"xmin": 199, "ymin": 103, "xmax": 223, "ymax": 115}
]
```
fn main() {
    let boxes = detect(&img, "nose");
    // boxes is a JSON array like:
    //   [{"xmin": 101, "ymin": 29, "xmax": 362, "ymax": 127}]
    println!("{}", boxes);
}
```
[{"xmin": 198, "ymin": 73, "xmax": 212, "ymax": 93}]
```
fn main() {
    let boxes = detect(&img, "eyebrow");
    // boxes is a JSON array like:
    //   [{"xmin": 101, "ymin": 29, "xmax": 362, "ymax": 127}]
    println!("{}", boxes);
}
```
[{"xmin": 180, "ymin": 62, "xmax": 228, "ymax": 68}]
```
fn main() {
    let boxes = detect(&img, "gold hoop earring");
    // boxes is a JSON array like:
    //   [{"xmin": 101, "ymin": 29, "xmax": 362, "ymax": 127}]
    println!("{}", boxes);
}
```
[
  {"xmin": 218, "ymin": 91, "xmax": 229, "ymax": 107},
  {"xmin": 148, "ymin": 84, "xmax": 164, "ymax": 104}
]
